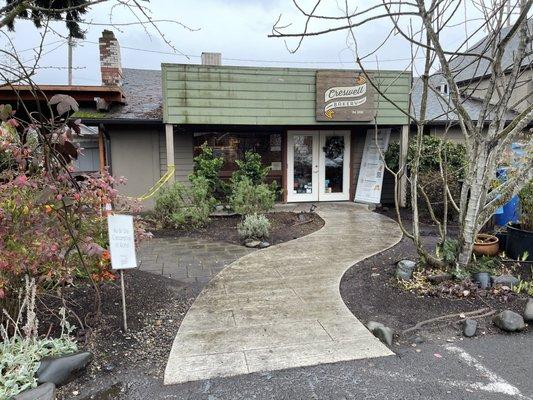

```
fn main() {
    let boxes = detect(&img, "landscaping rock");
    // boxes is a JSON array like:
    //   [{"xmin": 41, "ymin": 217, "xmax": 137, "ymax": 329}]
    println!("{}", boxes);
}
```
[
  {"xmin": 373, "ymin": 326, "xmax": 394, "ymax": 346},
  {"xmin": 427, "ymin": 273, "xmax": 453, "ymax": 284},
  {"xmin": 524, "ymin": 298, "xmax": 533, "ymax": 322},
  {"xmin": 366, "ymin": 321, "xmax": 393, "ymax": 346},
  {"xmin": 491, "ymin": 275, "xmax": 520, "ymax": 288},
  {"xmin": 259, "ymin": 241, "xmax": 270, "ymax": 248},
  {"xmin": 462, "ymin": 319, "xmax": 478, "ymax": 337},
  {"xmin": 103, "ymin": 362, "xmax": 116, "ymax": 372},
  {"xmin": 36, "ymin": 351, "xmax": 92, "ymax": 386},
  {"xmin": 366, "ymin": 321, "xmax": 385, "ymax": 332},
  {"xmin": 492, "ymin": 310, "xmax": 525, "ymax": 332},
  {"xmin": 215, "ymin": 205, "xmax": 224, "ymax": 211},
  {"xmin": 14, "ymin": 383, "xmax": 56, "ymax": 400},
  {"xmin": 244, "ymin": 240, "xmax": 261, "ymax": 248},
  {"xmin": 395, "ymin": 260, "xmax": 417, "ymax": 280}
]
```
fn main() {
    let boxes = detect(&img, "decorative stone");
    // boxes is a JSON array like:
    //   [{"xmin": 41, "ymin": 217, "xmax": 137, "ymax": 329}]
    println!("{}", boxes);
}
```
[
  {"xmin": 373, "ymin": 326, "xmax": 394, "ymax": 346},
  {"xmin": 492, "ymin": 310, "xmax": 525, "ymax": 332},
  {"xmin": 427, "ymin": 273, "xmax": 453, "ymax": 284},
  {"xmin": 215, "ymin": 205, "xmax": 224, "ymax": 211},
  {"xmin": 366, "ymin": 321, "xmax": 393, "ymax": 346},
  {"xmin": 244, "ymin": 240, "xmax": 261, "ymax": 248},
  {"xmin": 366, "ymin": 321, "xmax": 385, "ymax": 331},
  {"xmin": 491, "ymin": 275, "xmax": 520, "ymax": 288},
  {"xmin": 259, "ymin": 241, "xmax": 270, "ymax": 248},
  {"xmin": 395, "ymin": 260, "xmax": 417, "ymax": 280},
  {"xmin": 14, "ymin": 383, "xmax": 56, "ymax": 400},
  {"xmin": 103, "ymin": 362, "xmax": 115, "ymax": 372},
  {"xmin": 473, "ymin": 272, "xmax": 491, "ymax": 289},
  {"xmin": 462, "ymin": 319, "xmax": 478, "ymax": 337},
  {"xmin": 36, "ymin": 352, "xmax": 92, "ymax": 386},
  {"xmin": 412, "ymin": 335, "xmax": 426, "ymax": 344},
  {"xmin": 524, "ymin": 298, "xmax": 533, "ymax": 322}
]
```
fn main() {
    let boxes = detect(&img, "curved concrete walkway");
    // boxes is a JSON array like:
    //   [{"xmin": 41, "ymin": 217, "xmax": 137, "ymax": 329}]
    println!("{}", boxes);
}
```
[{"xmin": 164, "ymin": 203, "xmax": 402, "ymax": 384}]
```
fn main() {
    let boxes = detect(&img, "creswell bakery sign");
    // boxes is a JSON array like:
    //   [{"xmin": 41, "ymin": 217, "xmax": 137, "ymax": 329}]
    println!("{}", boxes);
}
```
[{"xmin": 316, "ymin": 71, "xmax": 375, "ymax": 121}]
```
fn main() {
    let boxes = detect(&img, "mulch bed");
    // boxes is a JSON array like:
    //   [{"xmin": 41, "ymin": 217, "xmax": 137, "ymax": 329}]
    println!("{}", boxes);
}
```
[
  {"xmin": 340, "ymin": 211, "xmax": 530, "ymax": 345},
  {"xmin": 150, "ymin": 211, "xmax": 325, "ymax": 245},
  {"xmin": 41, "ymin": 270, "xmax": 197, "ymax": 399}
]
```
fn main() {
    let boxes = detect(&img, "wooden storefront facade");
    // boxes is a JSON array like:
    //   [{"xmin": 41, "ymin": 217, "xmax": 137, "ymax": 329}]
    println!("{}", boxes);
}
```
[{"xmin": 161, "ymin": 64, "xmax": 411, "ymax": 204}]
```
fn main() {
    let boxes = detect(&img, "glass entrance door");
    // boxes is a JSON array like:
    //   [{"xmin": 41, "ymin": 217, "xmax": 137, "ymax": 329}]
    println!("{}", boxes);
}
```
[
  {"xmin": 287, "ymin": 130, "xmax": 351, "ymax": 202},
  {"xmin": 319, "ymin": 131, "xmax": 351, "ymax": 201},
  {"xmin": 287, "ymin": 132, "xmax": 319, "ymax": 202}
]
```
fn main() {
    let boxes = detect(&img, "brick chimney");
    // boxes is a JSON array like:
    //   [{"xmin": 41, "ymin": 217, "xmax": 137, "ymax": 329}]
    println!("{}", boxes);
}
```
[
  {"xmin": 201, "ymin": 52, "xmax": 221, "ymax": 65},
  {"xmin": 99, "ymin": 30, "xmax": 123, "ymax": 86}
]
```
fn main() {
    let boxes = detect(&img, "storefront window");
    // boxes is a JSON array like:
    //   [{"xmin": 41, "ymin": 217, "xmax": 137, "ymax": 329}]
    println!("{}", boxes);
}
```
[{"xmin": 193, "ymin": 132, "xmax": 283, "ymax": 182}]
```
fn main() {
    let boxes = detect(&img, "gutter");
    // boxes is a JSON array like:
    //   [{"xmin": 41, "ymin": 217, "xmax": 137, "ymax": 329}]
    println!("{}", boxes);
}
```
[{"xmin": 81, "ymin": 118, "xmax": 163, "ymax": 126}]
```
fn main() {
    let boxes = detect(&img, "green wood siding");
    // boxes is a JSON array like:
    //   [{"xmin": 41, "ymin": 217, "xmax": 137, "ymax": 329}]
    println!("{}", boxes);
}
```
[{"xmin": 163, "ymin": 64, "xmax": 411, "ymax": 125}]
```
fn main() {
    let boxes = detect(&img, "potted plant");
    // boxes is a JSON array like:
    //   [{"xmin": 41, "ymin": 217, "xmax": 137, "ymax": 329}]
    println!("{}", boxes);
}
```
[
  {"xmin": 507, "ymin": 180, "xmax": 533, "ymax": 261},
  {"xmin": 473, "ymin": 233, "xmax": 499, "ymax": 257}
]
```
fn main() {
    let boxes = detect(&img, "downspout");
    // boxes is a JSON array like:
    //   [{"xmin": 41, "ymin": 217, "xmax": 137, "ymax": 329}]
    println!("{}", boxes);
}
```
[
  {"xmin": 98, "ymin": 124, "xmax": 106, "ymax": 173},
  {"xmin": 100, "ymin": 123, "xmax": 113, "ymax": 174}
]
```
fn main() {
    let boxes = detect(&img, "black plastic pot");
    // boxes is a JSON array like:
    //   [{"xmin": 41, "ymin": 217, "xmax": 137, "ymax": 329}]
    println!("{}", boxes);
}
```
[
  {"xmin": 495, "ymin": 231, "xmax": 508, "ymax": 251},
  {"xmin": 472, "ymin": 272, "xmax": 491, "ymax": 289},
  {"xmin": 506, "ymin": 223, "xmax": 533, "ymax": 261}
]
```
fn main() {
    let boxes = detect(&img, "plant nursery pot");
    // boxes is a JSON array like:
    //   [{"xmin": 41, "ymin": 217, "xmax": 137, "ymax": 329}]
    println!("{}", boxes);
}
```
[
  {"xmin": 506, "ymin": 223, "xmax": 533, "ymax": 261},
  {"xmin": 495, "ymin": 231, "xmax": 508, "ymax": 251},
  {"xmin": 472, "ymin": 272, "xmax": 491, "ymax": 289},
  {"xmin": 473, "ymin": 233, "xmax": 499, "ymax": 257}
]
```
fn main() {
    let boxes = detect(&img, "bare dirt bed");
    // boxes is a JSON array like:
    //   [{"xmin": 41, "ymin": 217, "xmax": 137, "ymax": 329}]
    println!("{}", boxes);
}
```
[
  {"xmin": 151, "ymin": 211, "xmax": 324, "ymax": 245},
  {"xmin": 340, "ymin": 210, "xmax": 530, "ymax": 345},
  {"xmin": 41, "ymin": 270, "xmax": 196, "ymax": 399}
]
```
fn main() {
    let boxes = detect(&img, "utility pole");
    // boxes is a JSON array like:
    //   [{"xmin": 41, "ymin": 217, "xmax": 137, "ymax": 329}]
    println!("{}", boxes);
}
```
[
  {"xmin": 507, "ymin": 0, "xmax": 511, "ymax": 27},
  {"xmin": 67, "ymin": 35, "xmax": 73, "ymax": 85}
]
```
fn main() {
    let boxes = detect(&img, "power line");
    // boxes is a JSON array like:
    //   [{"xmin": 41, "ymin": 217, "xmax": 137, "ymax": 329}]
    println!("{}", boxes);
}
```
[
  {"xmin": 79, "ymin": 40, "xmax": 422, "ymax": 65},
  {"xmin": 17, "ymin": 39, "xmax": 66, "ymax": 53}
]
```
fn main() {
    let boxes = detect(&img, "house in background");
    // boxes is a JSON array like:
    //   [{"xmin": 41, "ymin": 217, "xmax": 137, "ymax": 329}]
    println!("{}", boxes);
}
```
[{"xmin": 410, "ymin": 19, "xmax": 532, "ymax": 141}]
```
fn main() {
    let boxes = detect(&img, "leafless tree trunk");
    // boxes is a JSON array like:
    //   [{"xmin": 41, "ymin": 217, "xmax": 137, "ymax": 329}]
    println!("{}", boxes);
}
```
[{"xmin": 271, "ymin": 0, "xmax": 533, "ymax": 268}]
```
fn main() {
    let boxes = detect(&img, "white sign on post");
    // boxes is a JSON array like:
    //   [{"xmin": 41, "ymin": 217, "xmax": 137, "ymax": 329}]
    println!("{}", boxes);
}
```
[
  {"xmin": 107, "ymin": 214, "xmax": 137, "ymax": 270},
  {"xmin": 107, "ymin": 214, "xmax": 137, "ymax": 332},
  {"xmin": 354, "ymin": 128, "xmax": 391, "ymax": 204}
]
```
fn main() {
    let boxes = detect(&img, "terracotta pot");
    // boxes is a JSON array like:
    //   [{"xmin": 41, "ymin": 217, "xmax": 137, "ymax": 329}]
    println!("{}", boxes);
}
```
[{"xmin": 473, "ymin": 233, "xmax": 499, "ymax": 257}]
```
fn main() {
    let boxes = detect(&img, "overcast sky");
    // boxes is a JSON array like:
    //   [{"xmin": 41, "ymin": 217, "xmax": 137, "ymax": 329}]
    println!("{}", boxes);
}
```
[{"xmin": 0, "ymin": 0, "xmax": 514, "ymax": 85}]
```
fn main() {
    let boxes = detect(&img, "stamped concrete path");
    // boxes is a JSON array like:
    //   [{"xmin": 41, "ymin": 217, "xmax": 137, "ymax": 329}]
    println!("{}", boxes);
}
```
[{"xmin": 164, "ymin": 203, "xmax": 402, "ymax": 385}]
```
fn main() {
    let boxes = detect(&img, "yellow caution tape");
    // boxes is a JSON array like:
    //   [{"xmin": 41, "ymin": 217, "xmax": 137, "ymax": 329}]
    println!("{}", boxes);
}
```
[{"xmin": 130, "ymin": 165, "xmax": 175, "ymax": 202}]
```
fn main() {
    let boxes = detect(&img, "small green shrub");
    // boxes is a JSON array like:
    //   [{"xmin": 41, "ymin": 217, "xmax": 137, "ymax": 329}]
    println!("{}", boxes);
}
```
[
  {"xmin": 192, "ymin": 142, "xmax": 225, "ymax": 197},
  {"xmin": 0, "ymin": 335, "xmax": 78, "ymax": 398},
  {"xmin": 229, "ymin": 177, "xmax": 276, "ymax": 215},
  {"xmin": 154, "ymin": 176, "xmax": 216, "ymax": 229},
  {"xmin": 1, "ymin": 278, "xmax": 78, "ymax": 399},
  {"xmin": 417, "ymin": 169, "xmax": 462, "ymax": 220},
  {"xmin": 512, "ymin": 280, "xmax": 533, "ymax": 296},
  {"xmin": 238, "ymin": 213, "xmax": 271, "ymax": 240},
  {"xmin": 469, "ymin": 255, "xmax": 501, "ymax": 273},
  {"xmin": 436, "ymin": 238, "xmax": 459, "ymax": 265},
  {"xmin": 232, "ymin": 151, "xmax": 271, "ymax": 185},
  {"xmin": 519, "ymin": 180, "xmax": 533, "ymax": 231},
  {"xmin": 385, "ymin": 136, "xmax": 467, "ymax": 178}
]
